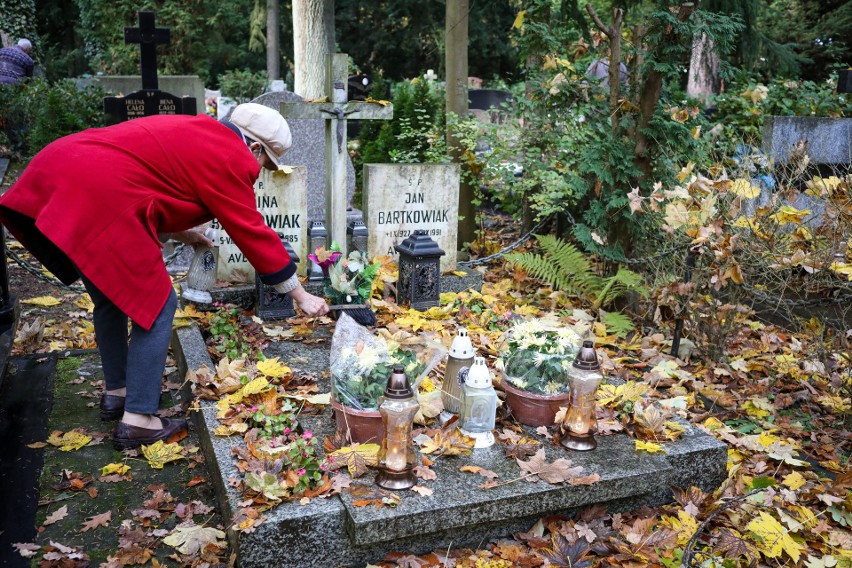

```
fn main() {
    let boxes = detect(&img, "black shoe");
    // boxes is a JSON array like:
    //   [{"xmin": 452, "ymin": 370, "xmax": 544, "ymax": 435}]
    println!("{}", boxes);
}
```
[
  {"xmin": 112, "ymin": 417, "xmax": 188, "ymax": 450},
  {"xmin": 100, "ymin": 394, "xmax": 125, "ymax": 421}
]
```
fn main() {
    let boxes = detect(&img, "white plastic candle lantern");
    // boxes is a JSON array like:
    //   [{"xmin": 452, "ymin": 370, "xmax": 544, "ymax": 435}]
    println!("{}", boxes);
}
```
[{"xmin": 459, "ymin": 357, "xmax": 497, "ymax": 448}]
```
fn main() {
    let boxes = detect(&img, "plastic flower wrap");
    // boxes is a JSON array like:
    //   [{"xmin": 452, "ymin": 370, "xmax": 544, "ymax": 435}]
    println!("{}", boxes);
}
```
[
  {"xmin": 329, "ymin": 313, "xmax": 447, "ymax": 410},
  {"xmin": 308, "ymin": 242, "xmax": 342, "ymax": 279},
  {"xmin": 497, "ymin": 318, "xmax": 581, "ymax": 395},
  {"xmin": 326, "ymin": 249, "xmax": 381, "ymax": 306}
]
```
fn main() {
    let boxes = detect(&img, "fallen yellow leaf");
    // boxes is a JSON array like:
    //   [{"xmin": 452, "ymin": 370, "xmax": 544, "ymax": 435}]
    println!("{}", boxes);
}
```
[
  {"xmin": 635, "ymin": 440, "xmax": 666, "ymax": 453},
  {"xmin": 23, "ymin": 296, "xmax": 61, "ymax": 307}
]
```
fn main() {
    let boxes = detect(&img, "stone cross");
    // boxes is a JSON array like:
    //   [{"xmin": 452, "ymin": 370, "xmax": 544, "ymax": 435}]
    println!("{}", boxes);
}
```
[
  {"xmin": 280, "ymin": 53, "xmax": 393, "ymax": 255},
  {"xmin": 124, "ymin": 11, "xmax": 170, "ymax": 90}
]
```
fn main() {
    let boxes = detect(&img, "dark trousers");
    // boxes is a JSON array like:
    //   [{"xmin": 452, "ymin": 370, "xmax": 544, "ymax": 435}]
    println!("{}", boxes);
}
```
[{"xmin": 79, "ymin": 275, "xmax": 177, "ymax": 415}]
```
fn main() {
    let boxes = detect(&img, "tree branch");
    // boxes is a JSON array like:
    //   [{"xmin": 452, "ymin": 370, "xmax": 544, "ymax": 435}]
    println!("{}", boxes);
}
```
[{"xmin": 585, "ymin": 4, "xmax": 611, "ymax": 37}]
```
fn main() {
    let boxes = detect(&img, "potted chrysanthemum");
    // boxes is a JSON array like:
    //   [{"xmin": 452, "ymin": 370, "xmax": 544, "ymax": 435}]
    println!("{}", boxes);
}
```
[{"xmin": 496, "ymin": 318, "xmax": 581, "ymax": 426}]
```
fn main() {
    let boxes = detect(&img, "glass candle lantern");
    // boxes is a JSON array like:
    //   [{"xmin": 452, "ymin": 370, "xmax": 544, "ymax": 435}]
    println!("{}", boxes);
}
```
[
  {"xmin": 439, "ymin": 327, "xmax": 476, "ymax": 422},
  {"xmin": 459, "ymin": 357, "xmax": 497, "ymax": 448},
  {"xmin": 376, "ymin": 365, "xmax": 420, "ymax": 490},
  {"xmin": 560, "ymin": 341, "xmax": 604, "ymax": 451},
  {"xmin": 183, "ymin": 227, "xmax": 218, "ymax": 304}
]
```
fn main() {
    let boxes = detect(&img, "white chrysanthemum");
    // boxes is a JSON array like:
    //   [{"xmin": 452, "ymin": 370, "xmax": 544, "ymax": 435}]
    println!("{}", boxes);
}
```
[
  {"xmin": 494, "ymin": 358, "xmax": 505, "ymax": 371},
  {"xmin": 530, "ymin": 334, "xmax": 547, "ymax": 347},
  {"xmin": 533, "ymin": 352, "xmax": 550, "ymax": 367},
  {"xmin": 351, "ymin": 375, "xmax": 363, "ymax": 383},
  {"xmin": 509, "ymin": 377, "xmax": 528, "ymax": 389},
  {"xmin": 517, "ymin": 335, "xmax": 536, "ymax": 350},
  {"xmin": 544, "ymin": 381, "xmax": 564, "ymax": 395},
  {"xmin": 556, "ymin": 329, "xmax": 581, "ymax": 353},
  {"xmin": 561, "ymin": 359, "xmax": 572, "ymax": 372},
  {"xmin": 356, "ymin": 346, "xmax": 381, "ymax": 372}
]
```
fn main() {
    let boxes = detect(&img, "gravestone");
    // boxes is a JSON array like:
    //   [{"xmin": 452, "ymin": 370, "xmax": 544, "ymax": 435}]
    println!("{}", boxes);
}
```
[
  {"xmin": 468, "ymin": 89, "xmax": 512, "ymax": 124},
  {"xmin": 103, "ymin": 11, "xmax": 196, "ymax": 126},
  {"xmin": 363, "ymin": 163, "xmax": 460, "ymax": 272},
  {"xmin": 250, "ymin": 91, "xmax": 358, "ymax": 223},
  {"xmin": 211, "ymin": 167, "xmax": 309, "ymax": 283}
]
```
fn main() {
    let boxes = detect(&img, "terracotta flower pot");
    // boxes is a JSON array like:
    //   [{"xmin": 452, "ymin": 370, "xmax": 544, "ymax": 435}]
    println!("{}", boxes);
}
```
[
  {"xmin": 500, "ymin": 374, "xmax": 570, "ymax": 427},
  {"xmin": 331, "ymin": 400, "xmax": 384, "ymax": 444}
]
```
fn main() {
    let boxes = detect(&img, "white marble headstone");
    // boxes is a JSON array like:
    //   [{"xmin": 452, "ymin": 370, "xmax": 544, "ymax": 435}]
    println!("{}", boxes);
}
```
[
  {"xmin": 212, "ymin": 166, "xmax": 308, "ymax": 283},
  {"xmin": 363, "ymin": 164, "xmax": 459, "ymax": 271}
]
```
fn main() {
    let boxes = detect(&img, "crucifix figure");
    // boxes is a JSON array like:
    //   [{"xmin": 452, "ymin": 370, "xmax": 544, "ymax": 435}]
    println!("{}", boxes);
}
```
[
  {"xmin": 280, "ymin": 53, "xmax": 393, "ymax": 256},
  {"xmin": 124, "ymin": 11, "xmax": 170, "ymax": 90}
]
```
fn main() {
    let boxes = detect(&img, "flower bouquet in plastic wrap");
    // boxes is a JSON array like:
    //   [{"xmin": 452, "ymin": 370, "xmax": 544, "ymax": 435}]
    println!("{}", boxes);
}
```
[{"xmin": 329, "ymin": 313, "xmax": 447, "ymax": 441}]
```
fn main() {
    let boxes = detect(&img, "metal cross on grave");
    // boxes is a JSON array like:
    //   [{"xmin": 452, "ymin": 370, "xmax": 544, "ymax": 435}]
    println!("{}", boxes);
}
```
[
  {"xmin": 280, "ymin": 53, "xmax": 393, "ymax": 255},
  {"xmin": 124, "ymin": 11, "xmax": 170, "ymax": 90}
]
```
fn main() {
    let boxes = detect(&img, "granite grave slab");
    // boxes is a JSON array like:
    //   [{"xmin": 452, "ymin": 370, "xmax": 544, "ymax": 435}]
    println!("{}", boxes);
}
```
[{"xmin": 173, "ymin": 324, "xmax": 727, "ymax": 568}]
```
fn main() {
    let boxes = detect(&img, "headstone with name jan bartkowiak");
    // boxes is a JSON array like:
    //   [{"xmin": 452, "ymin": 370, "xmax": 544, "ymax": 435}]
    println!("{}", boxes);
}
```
[{"xmin": 103, "ymin": 11, "xmax": 196, "ymax": 126}]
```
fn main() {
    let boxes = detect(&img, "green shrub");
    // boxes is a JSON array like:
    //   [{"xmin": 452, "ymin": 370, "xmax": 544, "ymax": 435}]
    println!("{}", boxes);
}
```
[
  {"xmin": 712, "ymin": 75, "xmax": 851, "ymax": 152},
  {"xmin": 0, "ymin": 78, "xmax": 105, "ymax": 157},
  {"xmin": 219, "ymin": 68, "xmax": 269, "ymax": 104}
]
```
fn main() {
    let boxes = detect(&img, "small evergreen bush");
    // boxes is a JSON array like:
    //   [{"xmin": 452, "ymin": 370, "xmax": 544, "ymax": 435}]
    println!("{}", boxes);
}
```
[
  {"xmin": 219, "ymin": 68, "xmax": 269, "ymax": 104},
  {"xmin": 0, "ymin": 78, "xmax": 105, "ymax": 157}
]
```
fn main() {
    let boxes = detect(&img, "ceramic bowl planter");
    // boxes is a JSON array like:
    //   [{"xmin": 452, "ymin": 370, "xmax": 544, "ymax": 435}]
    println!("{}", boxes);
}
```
[
  {"xmin": 331, "ymin": 400, "xmax": 384, "ymax": 444},
  {"xmin": 500, "ymin": 374, "xmax": 570, "ymax": 427}
]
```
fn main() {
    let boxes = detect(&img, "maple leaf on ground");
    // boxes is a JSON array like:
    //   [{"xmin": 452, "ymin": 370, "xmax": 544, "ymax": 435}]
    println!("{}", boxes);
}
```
[
  {"xmin": 414, "ymin": 465, "xmax": 437, "ymax": 480},
  {"xmin": 348, "ymin": 484, "xmax": 401, "ymax": 508},
  {"xmin": 141, "ymin": 440, "xmax": 184, "ymax": 469},
  {"xmin": 714, "ymin": 527, "xmax": 761, "ymax": 565},
  {"xmin": 418, "ymin": 427, "xmax": 475, "ymax": 456},
  {"xmin": 499, "ymin": 431, "xmax": 541, "ymax": 460},
  {"xmin": 162, "ymin": 523, "xmax": 226, "ymax": 555},
  {"xmin": 746, "ymin": 511, "xmax": 804, "ymax": 563},
  {"xmin": 46, "ymin": 429, "xmax": 92, "ymax": 451},
  {"xmin": 411, "ymin": 485, "xmax": 434, "ymax": 497},
  {"xmin": 327, "ymin": 443, "xmax": 379, "ymax": 478},
  {"xmin": 459, "ymin": 465, "xmax": 499, "ymax": 480},
  {"xmin": 324, "ymin": 430, "xmax": 350, "ymax": 453},
  {"xmin": 13, "ymin": 543, "xmax": 40, "ymax": 558},
  {"xmin": 516, "ymin": 449, "xmax": 584, "ymax": 484},
  {"xmin": 539, "ymin": 533, "xmax": 593, "ymax": 567},
  {"xmin": 43, "ymin": 505, "xmax": 68, "ymax": 526},
  {"xmin": 80, "ymin": 511, "xmax": 111, "ymax": 532}
]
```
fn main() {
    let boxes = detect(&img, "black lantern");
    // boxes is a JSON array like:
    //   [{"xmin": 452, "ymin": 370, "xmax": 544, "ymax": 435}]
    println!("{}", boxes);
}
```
[
  {"xmin": 394, "ymin": 231, "xmax": 444, "ymax": 311},
  {"xmin": 256, "ymin": 237, "xmax": 300, "ymax": 320},
  {"xmin": 308, "ymin": 220, "xmax": 327, "ymax": 282},
  {"xmin": 347, "ymin": 219, "xmax": 368, "ymax": 253}
]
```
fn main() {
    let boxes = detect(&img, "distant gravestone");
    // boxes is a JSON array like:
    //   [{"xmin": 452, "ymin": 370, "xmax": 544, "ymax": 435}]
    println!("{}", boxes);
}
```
[
  {"xmin": 211, "ymin": 167, "xmax": 308, "ymax": 283},
  {"xmin": 251, "ymin": 91, "xmax": 357, "ymax": 222},
  {"xmin": 103, "ymin": 11, "xmax": 196, "ymax": 125},
  {"xmin": 363, "ymin": 163, "xmax": 459, "ymax": 272}
]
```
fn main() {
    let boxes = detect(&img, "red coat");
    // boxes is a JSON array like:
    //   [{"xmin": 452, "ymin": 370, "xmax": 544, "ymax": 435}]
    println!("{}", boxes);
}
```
[{"xmin": 0, "ymin": 114, "xmax": 295, "ymax": 329}]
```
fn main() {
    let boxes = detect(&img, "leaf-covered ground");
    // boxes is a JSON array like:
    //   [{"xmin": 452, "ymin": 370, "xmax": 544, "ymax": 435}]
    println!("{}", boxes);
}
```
[{"xmin": 3, "ymin": 214, "xmax": 851, "ymax": 567}]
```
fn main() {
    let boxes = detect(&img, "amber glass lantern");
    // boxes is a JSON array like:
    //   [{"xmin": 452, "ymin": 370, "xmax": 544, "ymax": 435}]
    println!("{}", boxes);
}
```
[
  {"xmin": 439, "ymin": 327, "xmax": 476, "ymax": 422},
  {"xmin": 376, "ymin": 365, "xmax": 420, "ymax": 489},
  {"xmin": 560, "ymin": 341, "xmax": 604, "ymax": 451},
  {"xmin": 459, "ymin": 357, "xmax": 497, "ymax": 448}
]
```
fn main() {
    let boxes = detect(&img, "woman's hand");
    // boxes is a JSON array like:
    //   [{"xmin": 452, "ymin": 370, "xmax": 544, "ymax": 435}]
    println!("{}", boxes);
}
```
[{"xmin": 288, "ymin": 287, "xmax": 329, "ymax": 317}]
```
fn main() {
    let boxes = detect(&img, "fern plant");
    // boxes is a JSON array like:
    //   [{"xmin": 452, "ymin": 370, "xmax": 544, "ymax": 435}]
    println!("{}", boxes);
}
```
[{"xmin": 507, "ymin": 235, "xmax": 645, "ymax": 336}]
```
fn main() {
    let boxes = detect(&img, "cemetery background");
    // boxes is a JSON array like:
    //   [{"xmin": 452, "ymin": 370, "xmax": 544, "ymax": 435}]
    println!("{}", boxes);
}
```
[{"xmin": 0, "ymin": 0, "xmax": 851, "ymax": 567}]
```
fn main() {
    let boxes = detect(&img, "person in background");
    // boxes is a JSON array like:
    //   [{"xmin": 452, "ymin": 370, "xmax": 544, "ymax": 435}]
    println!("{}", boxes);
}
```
[
  {"xmin": 0, "ymin": 103, "xmax": 328, "ymax": 449},
  {"xmin": 0, "ymin": 38, "xmax": 34, "ymax": 86}
]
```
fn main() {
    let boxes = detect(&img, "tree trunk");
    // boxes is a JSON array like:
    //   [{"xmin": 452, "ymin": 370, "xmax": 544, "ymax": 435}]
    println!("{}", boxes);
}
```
[
  {"xmin": 446, "ymin": 0, "xmax": 475, "ymax": 249},
  {"xmin": 686, "ymin": 31, "xmax": 720, "ymax": 105},
  {"xmin": 292, "ymin": 0, "xmax": 335, "ymax": 98},
  {"xmin": 267, "ymin": 0, "xmax": 281, "ymax": 80},
  {"xmin": 633, "ymin": 3, "xmax": 695, "ymax": 180}
]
